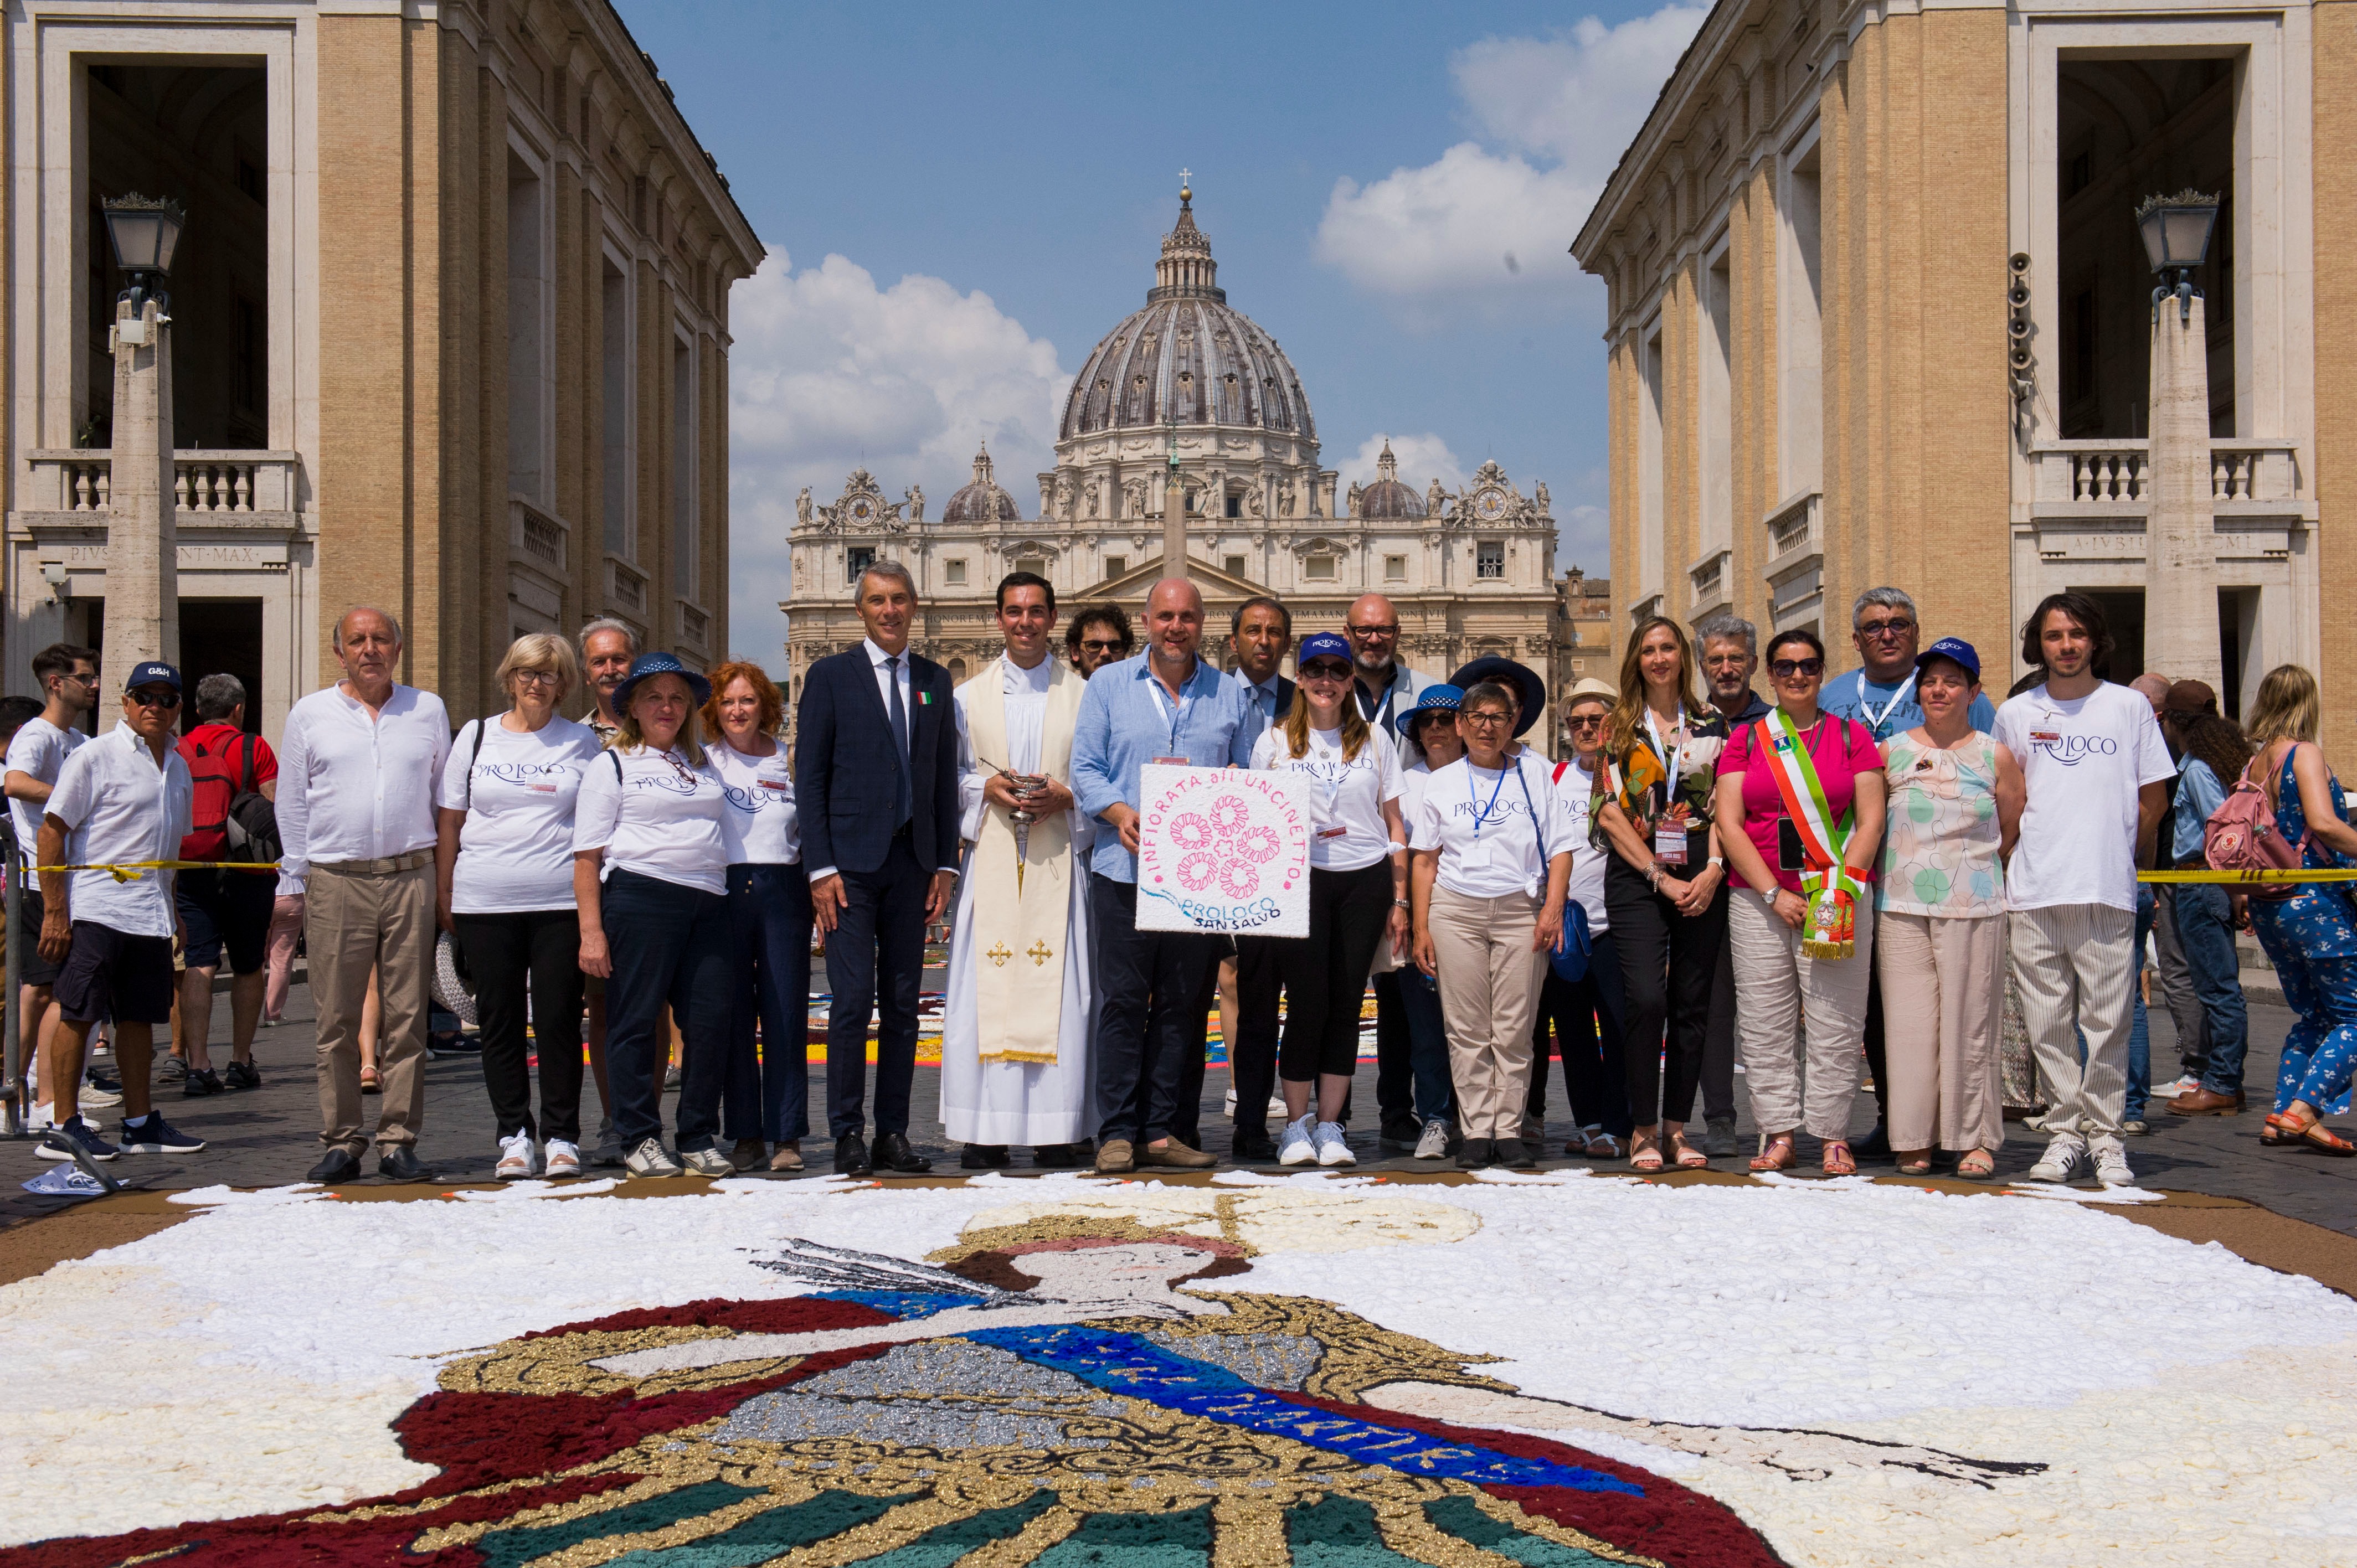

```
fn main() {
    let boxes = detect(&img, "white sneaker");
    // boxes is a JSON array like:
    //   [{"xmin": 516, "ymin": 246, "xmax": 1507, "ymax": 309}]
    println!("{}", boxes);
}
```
[
  {"xmin": 2024, "ymin": 1137, "xmax": 2085, "ymax": 1184},
  {"xmin": 680, "ymin": 1146, "xmax": 736, "ymax": 1177},
  {"xmin": 2093, "ymin": 1144, "xmax": 2135, "ymax": 1188},
  {"xmin": 624, "ymin": 1138, "xmax": 683, "ymax": 1178},
  {"xmin": 1413, "ymin": 1119, "xmax": 1452, "ymax": 1160},
  {"xmin": 80, "ymin": 1080, "xmax": 122, "ymax": 1108},
  {"xmin": 1266, "ymin": 1095, "xmax": 1288, "ymax": 1118},
  {"xmin": 495, "ymin": 1132, "xmax": 539, "ymax": 1180},
  {"xmin": 2163, "ymin": 1074, "xmax": 2201, "ymax": 1098},
  {"xmin": 543, "ymin": 1140, "xmax": 583, "ymax": 1178},
  {"xmin": 1277, "ymin": 1114, "xmax": 1317, "ymax": 1167},
  {"xmin": 28, "ymin": 1102, "xmax": 56, "ymax": 1131},
  {"xmin": 1313, "ymin": 1121, "xmax": 1356, "ymax": 1167}
]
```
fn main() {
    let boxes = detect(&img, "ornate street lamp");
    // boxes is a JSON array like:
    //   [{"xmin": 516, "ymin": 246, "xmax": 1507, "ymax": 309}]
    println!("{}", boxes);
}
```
[
  {"xmin": 101, "ymin": 194, "xmax": 186, "ymax": 316},
  {"xmin": 2136, "ymin": 189, "xmax": 2219, "ymax": 322}
]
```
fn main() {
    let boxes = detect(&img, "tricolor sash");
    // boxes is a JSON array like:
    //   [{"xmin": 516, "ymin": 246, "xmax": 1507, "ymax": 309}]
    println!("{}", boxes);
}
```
[{"xmin": 1753, "ymin": 710, "xmax": 1863, "ymax": 959}]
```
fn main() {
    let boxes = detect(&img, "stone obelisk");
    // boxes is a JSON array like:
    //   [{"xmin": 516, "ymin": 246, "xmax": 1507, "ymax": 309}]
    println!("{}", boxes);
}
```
[
  {"xmin": 104, "ymin": 295, "xmax": 179, "ymax": 689},
  {"xmin": 2143, "ymin": 293, "xmax": 2221, "ymax": 691}
]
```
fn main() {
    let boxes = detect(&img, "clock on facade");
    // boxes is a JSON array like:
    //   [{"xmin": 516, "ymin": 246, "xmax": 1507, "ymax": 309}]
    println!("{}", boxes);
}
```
[
  {"xmin": 1472, "ymin": 488, "xmax": 1507, "ymax": 522},
  {"xmin": 847, "ymin": 496, "xmax": 877, "ymax": 527}
]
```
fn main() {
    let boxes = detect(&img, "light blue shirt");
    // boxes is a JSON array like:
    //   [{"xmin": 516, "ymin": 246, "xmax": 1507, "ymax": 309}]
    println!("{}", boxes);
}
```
[
  {"xmin": 1231, "ymin": 668, "xmax": 1286, "ymax": 729},
  {"xmin": 2174, "ymin": 756, "xmax": 2227, "ymax": 864},
  {"xmin": 1821, "ymin": 668, "xmax": 1996, "ymax": 742},
  {"xmin": 1073, "ymin": 653, "xmax": 1259, "ymax": 883}
]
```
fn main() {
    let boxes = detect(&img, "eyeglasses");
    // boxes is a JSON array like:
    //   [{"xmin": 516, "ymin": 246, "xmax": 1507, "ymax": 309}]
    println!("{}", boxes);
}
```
[
  {"xmin": 1567, "ymin": 714, "xmax": 1607, "ymax": 729},
  {"xmin": 1079, "ymin": 639, "xmax": 1128, "ymax": 654},
  {"xmin": 512, "ymin": 670, "xmax": 563, "ymax": 689},
  {"xmin": 1299, "ymin": 661, "xmax": 1353, "ymax": 680},
  {"xmin": 60, "ymin": 671, "xmax": 95, "ymax": 687},
  {"xmin": 1770, "ymin": 658, "xmax": 1825, "ymax": 679},
  {"xmin": 1345, "ymin": 624, "xmax": 1399, "ymax": 639},
  {"xmin": 1857, "ymin": 617, "xmax": 1916, "ymax": 640},
  {"xmin": 1460, "ymin": 710, "xmax": 1513, "ymax": 729},
  {"xmin": 127, "ymin": 689, "xmax": 181, "ymax": 709}
]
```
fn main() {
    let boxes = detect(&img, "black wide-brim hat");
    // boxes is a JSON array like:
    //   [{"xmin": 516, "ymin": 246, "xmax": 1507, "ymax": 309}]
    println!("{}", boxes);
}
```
[
  {"xmin": 611, "ymin": 651, "xmax": 713, "ymax": 718},
  {"xmin": 1448, "ymin": 656, "xmax": 1546, "ymax": 738}
]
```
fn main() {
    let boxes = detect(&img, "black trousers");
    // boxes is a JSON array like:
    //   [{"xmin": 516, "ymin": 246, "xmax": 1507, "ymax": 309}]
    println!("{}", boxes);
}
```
[
  {"xmin": 1604, "ymin": 858, "xmax": 1727, "ymax": 1125},
  {"xmin": 1701, "ymin": 935, "xmax": 1741, "ymax": 1121},
  {"xmin": 1372, "ymin": 970, "xmax": 1416, "ymax": 1137},
  {"xmin": 1861, "ymin": 967, "xmax": 1888, "ymax": 1125},
  {"xmin": 452, "ymin": 910, "xmax": 585, "ymax": 1144},
  {"xmin": 1093, "ymin": 873, "xmax": 1220, "ymax": 1146},
  {"xmin": 1228, "ymin": 936, "xmax": 1284, "ymax": 1139},
  {"xmin": 1529, "ymin": 931, "xmax": 1634, "ymax": 1136},
  {"xmin": 824, "ymin": 833, "xmax": 929, "ymax": 1141},
  {"xmin": 1279, "ymin": 862, "xmax": 1392, "ymax": 1082}
]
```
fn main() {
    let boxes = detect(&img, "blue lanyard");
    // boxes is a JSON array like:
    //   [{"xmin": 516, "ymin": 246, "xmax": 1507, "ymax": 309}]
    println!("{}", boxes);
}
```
[
  {"xmin": 1147, "ymin": 677, "xmax": 1191, "ymax": 756},
  {"xmin": 1467, "ymin": 756, "xmax": 1535, "ymax": 839}
]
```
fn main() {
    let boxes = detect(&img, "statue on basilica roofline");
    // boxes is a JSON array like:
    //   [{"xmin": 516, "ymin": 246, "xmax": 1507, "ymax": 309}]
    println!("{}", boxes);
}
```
[
  {"xmin": 1347, "ymin": 480, "xmax": 1364, "ymax": 517},
  {"xmin": 907, "ymin": 484, "xmax": 925, "ymax": 525},
  {"xmin": 1425, "ymin": 477, "xmax": 1448, "ymax": 520},
  {"xmin": 1535, "ymin": 481, "xmax": 1550, "ymax": 515},
  {"xmin": 796, "ymin": 487, "xmax": 814, "ymax": 528}
]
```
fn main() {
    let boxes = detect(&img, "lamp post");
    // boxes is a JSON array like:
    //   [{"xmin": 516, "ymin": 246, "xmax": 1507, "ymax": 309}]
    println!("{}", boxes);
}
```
[
  {"xmin": 2139, "ymin": 187, "xmax": 2223, "ymax": 690},
  {"xmin": 100, "ymin": 194, "xmax": 186, "ymax": 690}
]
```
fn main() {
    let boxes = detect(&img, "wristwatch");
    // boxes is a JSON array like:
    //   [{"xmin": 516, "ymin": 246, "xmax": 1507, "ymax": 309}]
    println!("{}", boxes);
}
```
[{"xmin": 1393, "ymin": 898, "xmax": 1411, "ymax": 909}]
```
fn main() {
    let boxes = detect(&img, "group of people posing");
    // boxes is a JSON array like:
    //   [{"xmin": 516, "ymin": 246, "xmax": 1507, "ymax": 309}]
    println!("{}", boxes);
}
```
[{"xmin": 12, "ymin": 569, "xmax": 2352, "ymax": 1185}]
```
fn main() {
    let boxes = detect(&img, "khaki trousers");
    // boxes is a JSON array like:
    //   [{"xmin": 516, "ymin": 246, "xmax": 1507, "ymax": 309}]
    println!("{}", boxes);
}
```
[
  {"xmin": 309, "ymin": 859, "xmax": 433, "ymax": 1152},
  {"xmin": 1875, "ymin": 911, "xmax": 2006, "ymax": 1153},
  {"xmin": 1728, "ymin": 888, "xmax": 1875, "ymax": 1141},
  {"xmin": 2008, "ymin": 902, "xmax": 2135, "ymax": 1148},
  {"xmin": 1428, "ymin": 883, "xmax": 1546, "ymax": 1139}
]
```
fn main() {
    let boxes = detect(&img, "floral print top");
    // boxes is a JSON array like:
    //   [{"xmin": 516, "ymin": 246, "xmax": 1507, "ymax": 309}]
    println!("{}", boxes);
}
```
[
  {"xmin": 1877, "ymin": 731, "xmax": 2005, "ymax": 917},
  {"xmin": 1592, "ymin": 707, "xmax": 1728, "ymax": 860}
]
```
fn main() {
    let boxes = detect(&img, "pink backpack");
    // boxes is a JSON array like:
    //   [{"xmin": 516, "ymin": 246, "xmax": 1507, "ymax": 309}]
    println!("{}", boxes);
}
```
[{"xmin": 2204, "ymin": 750, "xmax": 2308, "ymax": 897}]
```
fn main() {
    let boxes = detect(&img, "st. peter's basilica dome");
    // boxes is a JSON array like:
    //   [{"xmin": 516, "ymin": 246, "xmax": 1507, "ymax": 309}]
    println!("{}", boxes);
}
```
[
  {"xmin": 939, "ymin": 444, "xmax": 1022, "ymax": 523},
  {"xmin": 1057, "ymin": 186, "xmax": 1315, "ymax": 444}
]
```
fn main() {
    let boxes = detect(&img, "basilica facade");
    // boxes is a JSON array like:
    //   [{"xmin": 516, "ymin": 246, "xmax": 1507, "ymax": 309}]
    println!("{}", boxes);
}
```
[{"xmin": 780, "ymin": 189, "xmax": 1576, "ymax": 752}]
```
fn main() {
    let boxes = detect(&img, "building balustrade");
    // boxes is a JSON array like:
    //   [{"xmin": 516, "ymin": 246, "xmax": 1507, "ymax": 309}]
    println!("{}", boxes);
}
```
[
  {"xmin": 25, "ymin": 448, "xmax": 302, "ymax": 518},
  {"xmin": 509, "ymin": 495, "xmax": 570, "ymax": 574},
  {"xmin": 607, "ymin": 554, "xmax": 648, "ymax": 615}
]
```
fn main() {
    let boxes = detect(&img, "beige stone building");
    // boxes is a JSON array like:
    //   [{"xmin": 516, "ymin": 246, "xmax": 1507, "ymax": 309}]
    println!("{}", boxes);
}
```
[
  {"xmin": 3, "ymin": 0, "xmax": 761, "ymax": 735},
  {"xmin": 1574, "ymin": 0, "xmax": 2357, "ymax": 750},
  {"xmin": 782, "ymin": 189, "xmax": 1574, "ymax": 751},
  {"xmin": 1558, "ymin": 566, "xmax": 1615, "ymax": 686}
]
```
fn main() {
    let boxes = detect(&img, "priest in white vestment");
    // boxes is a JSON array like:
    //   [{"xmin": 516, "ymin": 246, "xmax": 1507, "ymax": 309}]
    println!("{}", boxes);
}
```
[{"xmin": 941, "ymin": 577, "xmax": 1095, "ymax": 1166}]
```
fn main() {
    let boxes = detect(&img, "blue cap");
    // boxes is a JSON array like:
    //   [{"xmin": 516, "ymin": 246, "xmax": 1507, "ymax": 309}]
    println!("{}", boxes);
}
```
[
  {"xmin": 1411, "ymin": 684, "xmax": 1464, "ymax": 715},
  {"xmin": 1915, "ymin": 637, "xmax": 1980, "ymax": 680},
  {"xmin": 1295, "ymin": 631, "xmax": 1352, "ymax": 669},
  {"xmin": 611, "ymin": 651, "xmax": 713, "ymax": 717},
  {"xmin": 125, "ymin": 661, "xmax": 181, "ymax": 693}
]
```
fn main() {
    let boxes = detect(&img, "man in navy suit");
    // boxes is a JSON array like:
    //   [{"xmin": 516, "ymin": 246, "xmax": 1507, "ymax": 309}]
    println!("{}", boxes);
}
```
[{"xmin": 795, "ymin": 561, "xmax": 961, "ymax": 1175}]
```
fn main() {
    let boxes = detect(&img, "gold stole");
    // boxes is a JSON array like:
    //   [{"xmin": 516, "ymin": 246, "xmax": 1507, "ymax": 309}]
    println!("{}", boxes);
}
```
[{"xmin": 962, "ymin": 657, "xmax": 1084, "ymax": 1064}]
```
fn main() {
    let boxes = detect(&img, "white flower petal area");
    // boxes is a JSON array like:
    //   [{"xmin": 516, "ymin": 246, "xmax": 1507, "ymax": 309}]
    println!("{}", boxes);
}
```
[{"xmin": 0, "ymin": 1177, "xmax": 2350, "ymax": 1565}]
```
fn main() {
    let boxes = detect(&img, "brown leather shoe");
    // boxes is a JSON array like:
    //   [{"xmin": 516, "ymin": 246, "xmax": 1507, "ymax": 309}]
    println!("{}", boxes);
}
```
[
  {"xmin": 2168, "ymin": 1087, "xmax": 2246, "ymax": 1117},
  {"xmin": 1094, "ymin": 1138, "xmax": 1135, "ymax": 1174},
  {"xmin": 1138, "ymin": 1138, "xmax": 1216, "ymax": 1169}
]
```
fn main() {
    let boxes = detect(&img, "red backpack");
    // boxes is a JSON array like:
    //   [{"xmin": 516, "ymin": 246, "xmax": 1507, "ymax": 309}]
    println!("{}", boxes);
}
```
[{"xmin": 2204, "ymin": 749, "xmax": 2307, "ymax": 898}]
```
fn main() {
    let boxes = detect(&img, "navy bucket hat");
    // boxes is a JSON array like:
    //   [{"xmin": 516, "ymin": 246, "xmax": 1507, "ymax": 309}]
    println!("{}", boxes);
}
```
[{"xmin": 611, "ymin": 651, "xmax": 713, "ymax": 717}]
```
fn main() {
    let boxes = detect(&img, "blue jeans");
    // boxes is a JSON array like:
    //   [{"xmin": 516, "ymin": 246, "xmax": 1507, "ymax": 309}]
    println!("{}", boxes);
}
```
[
  {"xmin": 1396, "ymin": 967, "xmax": 1457, "ymax": 1125},
  {"xmin": 601, "ymin": 869, "xmax": 733, "ymax": 1152},
  {"xmin": 2173, "ymin": 883, "xmax": 2250, "ymax": 1096},
  {"xmin": 724, "ymin": 863, "xmax": 814, "ymax": 1143},
  {"xmin": 2126, "ymin": 886, "xmax": 2155, "ymax": 1120}
]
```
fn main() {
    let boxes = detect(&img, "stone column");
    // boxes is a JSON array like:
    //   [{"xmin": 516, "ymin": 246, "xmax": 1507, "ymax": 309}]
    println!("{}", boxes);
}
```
[
  {"xmin": 2144, "ymin": 295, "xmax": 2221, "ymax": 689},
  {"xmin": 104, "ymin": 296, "xmax": 179, "ymax": 690},
  {"xmin": 1161, "ymin": 453, "xmax": 1187, "ymax": 575}
]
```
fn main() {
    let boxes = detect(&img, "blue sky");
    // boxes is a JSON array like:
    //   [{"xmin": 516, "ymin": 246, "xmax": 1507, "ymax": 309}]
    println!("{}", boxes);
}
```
[{"xmin": 610, "ymin": 1, "xmax": 1707, "ymax": 668}]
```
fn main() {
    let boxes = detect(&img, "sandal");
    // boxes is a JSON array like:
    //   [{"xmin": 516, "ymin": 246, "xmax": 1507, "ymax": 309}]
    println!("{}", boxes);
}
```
[
  {"xmin": 359, "ymin": 1066, "xmax": 382, "ymax": 1095},
  {"xmin": 1583, "ymin": 1130, "xmax": 1625, "ymax": 1160},
  {"xmin": 1821, "ymin": 1141, "xmax": 1857, "ymax": 1177},
  {"xmin": 1748, "ymin": 1136, "xmax": 1797, "ymax": 1173},
  {"xmin": 1896, "ymin": 1153, "xmax": 1934, "ymax": 1177},
  {"xmin": 1954, "ymin": 1149, "xmax": 1996, "ymax": 1182},
  {"xmin": 1671, "ymin": 1135, "xmax": 1710, "ymax": 1170},
  {"xmin": 2267, "ymin": 1109, "xmax": 2356, "ymax": 1157},
  {"xmin": 1629, "ymin": 1133, "xmax": 1665, "ymax": 1173}
]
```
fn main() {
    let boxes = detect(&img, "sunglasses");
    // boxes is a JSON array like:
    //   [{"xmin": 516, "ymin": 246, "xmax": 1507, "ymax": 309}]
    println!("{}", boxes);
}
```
[
  {"xmin": 1567, "ymin": 714, "xmax": 1607, "ymax": 729},
  {"xmin": 1079, "ymin": 638, "xmax": 1128, "ymax": 654},
  {"xmin": 1299, "ymin": 661, "xmax": 1354, "ymax": 680},
  {"xmin": 128, "ymin": 689, "xmax": 181, "ymax": 709},
  {"xmin": 1771, "ymin": 658, "xmax": 1825, "ymax": 679},
  {"xmin": 1857, "ymin": 618, "xmax": 1915, "ymax": 639}
]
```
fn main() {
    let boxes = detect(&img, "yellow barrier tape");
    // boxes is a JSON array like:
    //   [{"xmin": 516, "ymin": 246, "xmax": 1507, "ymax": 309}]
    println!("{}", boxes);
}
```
[
  {"xmin": 2137, "ymin": 867, "xmax": 2357, "ymax": 884},
  {"xmin": 30, "ymin": 860, "xmax": 280, "ymax": 883}
]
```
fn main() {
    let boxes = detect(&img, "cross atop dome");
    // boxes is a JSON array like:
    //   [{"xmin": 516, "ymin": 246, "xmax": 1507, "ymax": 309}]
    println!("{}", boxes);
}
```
[
  {"xmin": 1376, "ymin": 440, "xmax": 1399, "ymax": 481},
  {"xmin": 1156, "ymin": 176, "xmax": 1218, "ymax": 301}
]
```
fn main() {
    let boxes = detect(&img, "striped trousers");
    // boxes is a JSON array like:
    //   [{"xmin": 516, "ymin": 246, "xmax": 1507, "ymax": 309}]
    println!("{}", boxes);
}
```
[{"xmin": 2008, "ymin": 903, "xmax": 2137, "ymax": 1147}]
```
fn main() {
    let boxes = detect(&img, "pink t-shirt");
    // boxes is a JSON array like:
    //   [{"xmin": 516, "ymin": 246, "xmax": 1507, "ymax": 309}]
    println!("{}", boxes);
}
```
[{"xmin": 1716, "ymin": 714, "xmax": 1885, "ymax": 894}]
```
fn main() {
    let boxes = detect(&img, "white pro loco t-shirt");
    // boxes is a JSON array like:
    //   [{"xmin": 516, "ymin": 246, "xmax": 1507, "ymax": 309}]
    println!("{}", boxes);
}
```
[
  {"xmin": 436, "ymin": 715, "xmax": 604, "ymax": 914},
  {"xmin": 1411, "ymin": 751, "xmax": 1578, "ymax": 900},
  {"xmin": 1547, "ymin": 756, "xmax": 1610, "ymax": 935},
  {"xmin": 5, "ymin": 716, "xmax": 85, "ymax": 852},
  {"xmin": 708, "ymin": 739, "xmax": 801, "ymax": 866},
  {"xmin": 1991, "ymin": 680, "xmax": 2176, "ymax": 914},
  {"xmin": 1249, "ymin": 724, "xmax": 1404, "ymax": 872},
  {"xmin": 571, "ymin": 744, "xmax": 729, "ymax": 896}
]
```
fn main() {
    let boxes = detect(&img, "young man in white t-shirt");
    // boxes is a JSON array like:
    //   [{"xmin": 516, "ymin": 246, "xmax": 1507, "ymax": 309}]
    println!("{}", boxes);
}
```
[
  {"xmin": 1990, "ymin": 594, "xmax": 2174, "ymax": 1187},
  {"xmin": 3, "ymin": 641, "xmax": 97, "ymax": 1125}
]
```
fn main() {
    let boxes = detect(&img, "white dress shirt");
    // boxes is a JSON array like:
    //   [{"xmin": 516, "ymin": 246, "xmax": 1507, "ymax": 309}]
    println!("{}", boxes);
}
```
[
  {"xmin": 43, "ymin": 721, "xmax": 194, "ymax": 938},
  {"xmin": 275, "ymin": 683, "xmax": 453, "ymax": 895}
]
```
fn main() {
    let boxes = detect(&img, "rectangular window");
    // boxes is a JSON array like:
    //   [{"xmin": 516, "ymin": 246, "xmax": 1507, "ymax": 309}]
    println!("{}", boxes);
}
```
[
  {"xmin": 233, "ymin": 296, "xmax": 264, "ymax": 415},
  {"xmin": 1385, "ymin": 554, "xmax": 1407, "ymax": 582},
  {"xmin": 945, "ymin": 559, "xmax": 967, "ymax": 586},
  {"xmin": 1304, "ymin": 557, "xmax": 1336, "ymax": 581},
  {"xmin": 600, "ymin": 259, "xmax": 631, "ymax": 558},
  {"xmin": 1779, "ymin": 137, "xmax": 1824, "ymax": 497},
  {"xmin": 1104, "ymin": 555, "xmax": 1126, "ymax": 578},
  {"xmin": 672, "ymin": 334, "xmax": 697, "ymax": 596},
  {"xmin": 1701, "ymin": 244, "xmax": 1733, "ymax": 555},
  {"xmin": 1223, "ymin": 554, "xmax": 1246, "ymax": 577},
  {"xmin": 1016, "ymin": 555, "xmax": 1046, "ymax": 578},
  {"xmin": 1639, "ymin": 319, "xmax": 1664, "ymax": 599},
  {"xmin": 1224, "ymin": 492, "xmax": 1241, "ymax": 519},
  {"xmin": 1476, "ymin": 541, "xmax": 1505, "ymax": 579},
  {"xmin": 846, "ymin": 545, "xmax": 875, "ymax": 584}
]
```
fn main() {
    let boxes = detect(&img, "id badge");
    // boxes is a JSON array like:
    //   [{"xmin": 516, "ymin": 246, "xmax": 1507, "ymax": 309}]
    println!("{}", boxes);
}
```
[
  {"xmin": 1461, "ymin": 839, "xmax": 1495, "ymax": 871},
  {"xmin": 1152, "ymin": 756, "xmax": 1188, "ymax": 767},
  {"xmin": 1653, "ymin": 826, "xmax": 1689, "ymax": 866},
  {"xmin": 1317, "ymin": 826, "xmax": 1349, "ymax": 840}
]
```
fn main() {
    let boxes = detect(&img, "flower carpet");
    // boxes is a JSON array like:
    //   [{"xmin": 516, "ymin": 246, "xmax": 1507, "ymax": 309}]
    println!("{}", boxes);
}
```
[{"xmin": 3, "ymin": 1174, "xmax": 2353, "ymax": 1566}]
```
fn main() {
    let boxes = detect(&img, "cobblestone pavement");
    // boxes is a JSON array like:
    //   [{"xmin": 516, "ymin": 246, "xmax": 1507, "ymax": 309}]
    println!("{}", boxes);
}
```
[{"xmin": 6, "ymin": 978, "xmax": 2350, "ymax": 1237}]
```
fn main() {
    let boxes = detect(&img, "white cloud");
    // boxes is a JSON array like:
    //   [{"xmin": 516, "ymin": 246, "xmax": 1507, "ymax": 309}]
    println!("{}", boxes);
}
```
[
  {"xmin": 1343, "ymin": 432, "xmax": 1466, "ymax": 493},
  {"xmin": 1316, "ymin": 6, "xmax": 1707, "ymax": 310},
  {"xmin": 725, "ymin": 251, "xmax": 1071, "ymax": 672}
]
